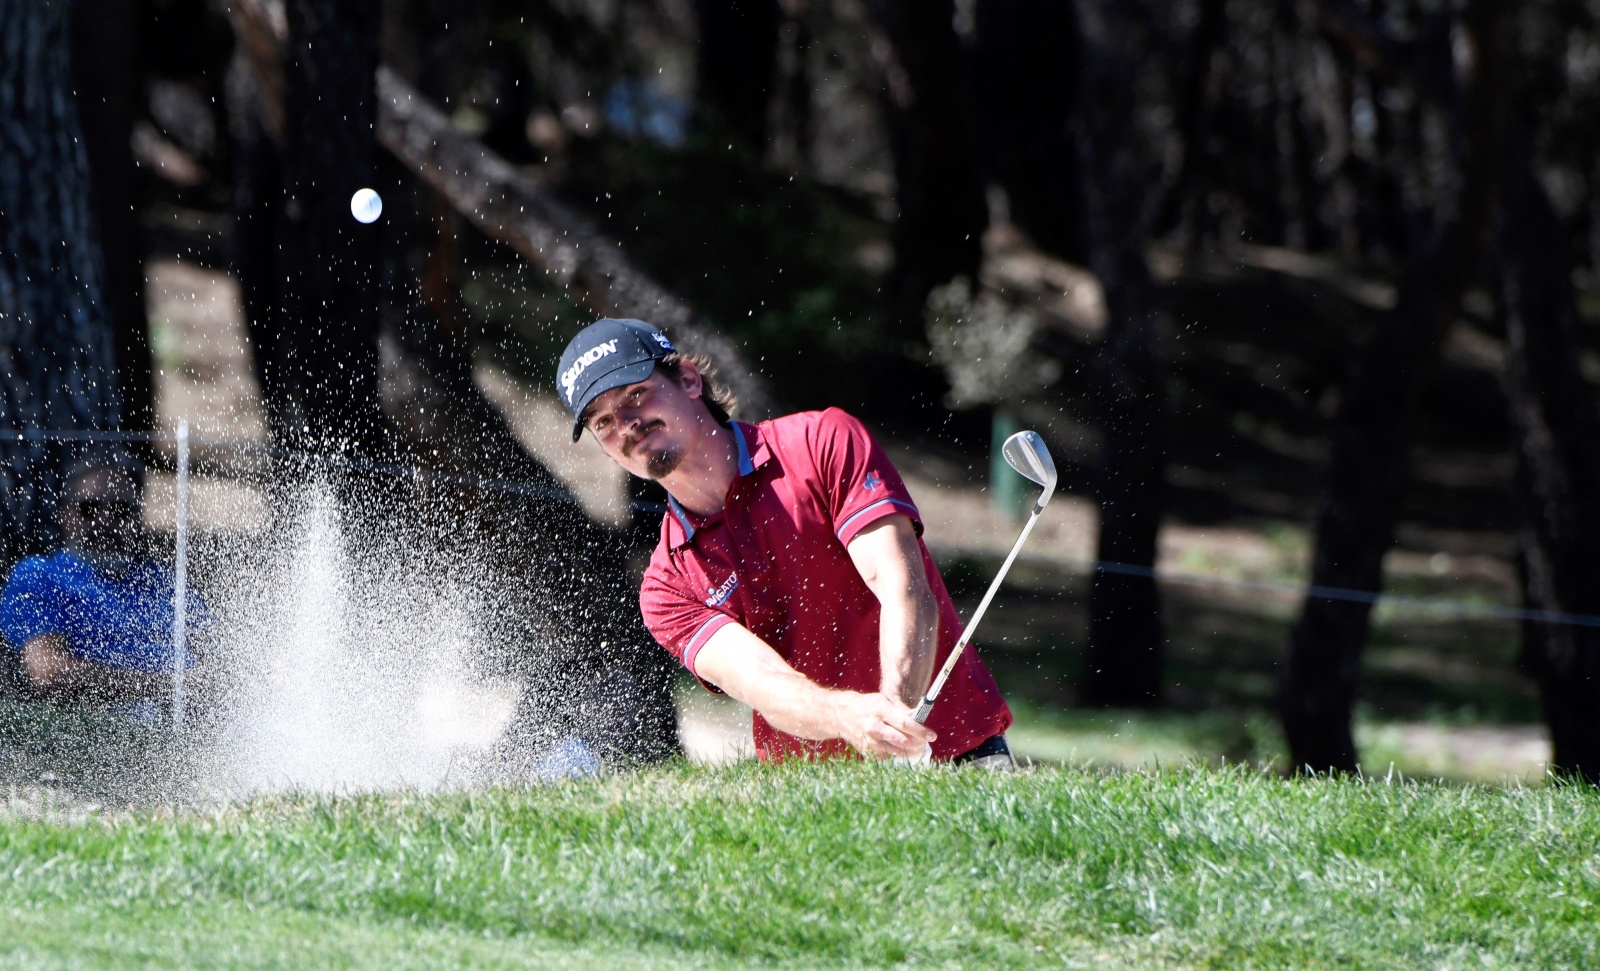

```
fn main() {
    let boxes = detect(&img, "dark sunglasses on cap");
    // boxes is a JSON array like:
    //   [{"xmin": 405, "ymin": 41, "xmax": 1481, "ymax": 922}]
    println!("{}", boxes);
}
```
[{"xmin": 75, "ymin": 498, "xmax": 138, "ymax": 520}]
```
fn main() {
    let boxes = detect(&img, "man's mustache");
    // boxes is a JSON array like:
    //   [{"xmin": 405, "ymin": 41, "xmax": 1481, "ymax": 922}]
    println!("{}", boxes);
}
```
[{"xmin": 621, "ymin": 420, "xmax": 666, "ymax": 457}]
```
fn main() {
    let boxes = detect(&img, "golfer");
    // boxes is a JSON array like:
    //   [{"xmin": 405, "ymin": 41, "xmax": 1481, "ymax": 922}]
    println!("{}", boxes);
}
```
[{"xmin": 557, "ymin": 318, "xmax": 1013, "ymax": 764}]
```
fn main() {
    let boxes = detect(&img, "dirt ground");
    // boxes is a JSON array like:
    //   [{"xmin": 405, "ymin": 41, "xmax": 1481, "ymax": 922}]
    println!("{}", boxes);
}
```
[{"xmin": 143, "ymin": 257, "xmax": 1551, "ymax": 784}]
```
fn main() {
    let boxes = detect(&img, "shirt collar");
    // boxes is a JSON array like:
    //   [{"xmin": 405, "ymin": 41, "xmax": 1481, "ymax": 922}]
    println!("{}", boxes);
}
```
[
  {"xmin": 665, "ymin": 421, "xmax": 768, "ymax": 548},
  {"xmin": 666, "ymin": 494, "xmax": 697, "ymax": 546},
  {"xmin": 731, "ymin": 421, "xmax": 755, "ymax": 476}
]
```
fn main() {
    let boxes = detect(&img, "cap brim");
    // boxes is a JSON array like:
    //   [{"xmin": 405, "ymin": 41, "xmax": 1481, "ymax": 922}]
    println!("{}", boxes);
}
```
[{"xmin": 569, "ymin": 358, "xmax": 660, "ymax": 441}]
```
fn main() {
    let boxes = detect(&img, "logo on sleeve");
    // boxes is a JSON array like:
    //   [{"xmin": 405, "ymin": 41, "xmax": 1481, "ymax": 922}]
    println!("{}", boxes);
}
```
[
  {"xmin": 705, "ymin": 572, "xmax": 738, "ymax": 607},
  {"xmin": 863, "ymin": 472, "xmax": 882, "ymax": 492}
]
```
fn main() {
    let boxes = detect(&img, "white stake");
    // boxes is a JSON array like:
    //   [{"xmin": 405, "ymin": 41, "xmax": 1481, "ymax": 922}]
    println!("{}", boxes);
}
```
[{"xmin": 172, "ymin": 421, "xmax": 190, "ymax": 733}]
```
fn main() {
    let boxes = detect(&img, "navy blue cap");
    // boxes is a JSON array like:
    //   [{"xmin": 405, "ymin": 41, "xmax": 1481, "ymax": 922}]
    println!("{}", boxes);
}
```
[{"xmin": 556, "ymin": 318, "xmax": 676, "ymax": 441}]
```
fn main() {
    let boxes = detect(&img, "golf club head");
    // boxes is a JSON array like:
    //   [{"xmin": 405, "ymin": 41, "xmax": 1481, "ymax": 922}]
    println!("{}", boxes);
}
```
[{"xmin": 1001, "ymin": 430, "xmax": 1057, "ymax": 505}]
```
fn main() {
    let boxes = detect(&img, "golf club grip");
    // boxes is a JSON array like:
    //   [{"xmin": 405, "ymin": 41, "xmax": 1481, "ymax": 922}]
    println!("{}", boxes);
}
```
[{"xmin": 911, "ymin": 697, "xmax": 934, "ymax": 724}]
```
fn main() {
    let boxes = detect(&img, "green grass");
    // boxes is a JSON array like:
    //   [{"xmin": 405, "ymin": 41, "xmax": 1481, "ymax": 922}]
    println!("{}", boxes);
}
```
[
  {"xmin": 2, "ymin": 763, "xmax": 1597, "ymax": 969},
  {"xmin": 1004, "ymin": 701, "xmax": 1285, "ymax": 769},
  {"xmin": 1003, "ymin": 701, "xmax": 1548, "ymax": 785}
]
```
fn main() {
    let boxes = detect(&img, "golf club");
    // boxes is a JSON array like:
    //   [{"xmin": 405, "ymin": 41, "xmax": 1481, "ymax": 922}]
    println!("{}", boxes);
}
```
[{"xmin": 910, "ymin": 429, "xmax": 1057, "ymax": 726}]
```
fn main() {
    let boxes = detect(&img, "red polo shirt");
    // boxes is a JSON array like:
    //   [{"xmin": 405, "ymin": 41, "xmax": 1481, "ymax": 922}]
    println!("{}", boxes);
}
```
[{"xmin": 639, "ymin": 408, "xmax": 1012, "ymax": 761}]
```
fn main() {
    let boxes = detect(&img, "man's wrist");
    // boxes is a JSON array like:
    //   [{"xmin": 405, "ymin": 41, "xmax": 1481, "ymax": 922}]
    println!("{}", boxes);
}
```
[
  {"xmin": 879, "ymin": 681, "xmax": 916, "ymax": 707},
  {"xmin": 822, "ymin": 686, "xmax": 856, "ymax": 733}
]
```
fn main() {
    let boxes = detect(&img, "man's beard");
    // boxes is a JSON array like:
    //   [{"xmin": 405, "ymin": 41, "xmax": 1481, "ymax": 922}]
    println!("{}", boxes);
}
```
[{"xmin": 644, "ymin": 444, "xmax": 685, "ymax": 479}]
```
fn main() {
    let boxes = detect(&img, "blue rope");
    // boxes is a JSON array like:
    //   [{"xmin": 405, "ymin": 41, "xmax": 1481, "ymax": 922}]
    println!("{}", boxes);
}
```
[
  {"xmin": 1079, "ymin": 557, "xmax": 1600, "ymax": 629},
  {"xmin": 6, "ymin": 427, "xmax": 1591, "ymax": 627}
]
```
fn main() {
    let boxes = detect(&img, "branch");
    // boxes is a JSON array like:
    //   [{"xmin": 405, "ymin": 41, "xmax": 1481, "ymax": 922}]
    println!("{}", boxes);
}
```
[{"xmin": 375, "ymin": 68, "xmax": 774, "ymax": 417}]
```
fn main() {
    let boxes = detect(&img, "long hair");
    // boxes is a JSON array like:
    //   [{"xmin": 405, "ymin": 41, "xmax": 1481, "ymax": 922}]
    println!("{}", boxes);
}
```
[{"xmin": 656, "ymin": 352, "xmax": 737, "ymax": 426}]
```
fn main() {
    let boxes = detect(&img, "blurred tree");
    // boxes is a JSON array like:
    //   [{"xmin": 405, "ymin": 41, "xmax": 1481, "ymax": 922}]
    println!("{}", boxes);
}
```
[
  {"xmin": 0, "ymin": 0, "xmax": 122, "ymax": 561},
  {"xmin": 274, "ymin": 0, "xmax": 389, "ymax": 456},
  {"xmin": 1280, "ymin": 0, "xmax": 1511, "ymax": 774},
  {"xmin": 696, "ymin": 0, "xmax": 782, "ymax": 150},
  {"xmin": 768, "ymin": 0, "xmax": 812, "ymax": 173},
  {"xmin": 229, "ymin": 0, "xmax": 389, "ymax": 457},
  {"xmin": 972, "ymin": 0, "xmax": 1084, "ymax": 263},
  {"xmin": 1497, "ymin": 136, "xmax": 1600, "ymax": 785},
  {"xmin": 227, "ymin": 2, "xmax": 285, "ymax": 433},
  {"xmin": 868, "ymin": 0, "xmax": 987, "ymax": 337},
  {"xmin": 1152, "ymin": 0, "xmax": 1224, "ymax": 245},
  {"xmin": 72, "ymin": 0, "xmax": 154, "ymax": 435},
  {"xmin": 1074, "ymin": 0, "xmax": 1168, "ymax": 708},
  {"xmin": 385, "ymin": 0, "xmax": 490, "ymax": 105}
]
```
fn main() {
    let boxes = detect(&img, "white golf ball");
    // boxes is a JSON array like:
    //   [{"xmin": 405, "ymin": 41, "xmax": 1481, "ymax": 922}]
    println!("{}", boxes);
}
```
[{"xmin": 349, "ymin": 187, "xmax": 383, "ymax": 224}]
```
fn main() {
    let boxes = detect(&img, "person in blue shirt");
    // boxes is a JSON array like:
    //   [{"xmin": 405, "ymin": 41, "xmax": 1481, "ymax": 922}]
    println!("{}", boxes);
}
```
[{"xmin": 1, "ymin": 454, "xmax": 208, "ymax": 709}]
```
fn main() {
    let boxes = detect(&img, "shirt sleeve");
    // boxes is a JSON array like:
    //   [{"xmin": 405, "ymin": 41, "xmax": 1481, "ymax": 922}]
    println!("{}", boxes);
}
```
[
  {"xmin": 0, "ymin": 558, "xmax": 66, "ymax": 651},
  {"xmin": 639, "ymin": 564, "xmax": 734, "ymax": 687},
  {"xmin": 808, "ymin": 408, "xmax": 923, "ymax": 547}
]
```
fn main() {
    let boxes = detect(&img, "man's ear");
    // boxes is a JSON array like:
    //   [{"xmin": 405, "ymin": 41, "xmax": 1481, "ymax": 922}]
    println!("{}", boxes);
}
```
[{"xmin": 676, "ymin": 359, "xmax": 705, "ymax": 400}]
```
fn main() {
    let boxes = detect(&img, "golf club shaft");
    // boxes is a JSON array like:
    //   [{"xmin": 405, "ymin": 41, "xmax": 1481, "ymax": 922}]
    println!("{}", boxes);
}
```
[{"xmin": 911, "ymin": 496, "xmax": 1048, "ymax": 724}]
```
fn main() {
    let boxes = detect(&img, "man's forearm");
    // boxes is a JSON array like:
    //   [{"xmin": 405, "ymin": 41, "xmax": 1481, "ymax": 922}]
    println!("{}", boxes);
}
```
[
  {"xmin": 696, "ymin": 624, "xmax": 855, "ymax": 740},
  {"xmin": 877, "ymin": 586, "xmax": 939, "ymax": 707},
  {"xmin": 22, "ymin": 635, "xmax": 160, "ymax": 701},
  {"xmin": 845, "ymin": 516, "xmax": 941, "ymax": 707},
  {"xmin": 747, "ymin": 672, "xmax": 855, "ymax": 742},
  {"xmin": 693, "ymin": 621, "xmax": 936, "ymax": 758}
]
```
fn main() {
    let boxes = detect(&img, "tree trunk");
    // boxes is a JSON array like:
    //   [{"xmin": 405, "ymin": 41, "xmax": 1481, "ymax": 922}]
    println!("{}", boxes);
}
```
[
  {"xmin": 1153, "ymin": 0, "xmax": 1225, "ymax": 244},
  {"xmin": 0, "ymin": 0, "xmax": 122, "ymax": 562},
  {"xmin": 265, "ymin": 0, "xmax": 389, "ymax": 458},
  {"xmin": 695, "ymin": 0, "xmax": 783, "ymax": 150},
  {"xmin": 1497, "ymin": 145, "xmax": 1600, "ymax": 784},
  {"xmin": 867, "ymin": 0, "xmax": 988, "ymax": 336},
  {"xmin": 1273, "ymin": 0, "xmax": 1335, "ymax": 250},
  {"xmin": 228, "ymin": 53, "xmax": 284, "ymax": 415},
  {"xmin": 971, "ymin": 0, "xmax": 1084, "ymax": 263},
  {"xmin": 231, "ymin": 1, "xmax": 387, "ymax": 459},
  {"xmin": 72, "ymin": 0, "xmax": 153, "ymax": 435},
  {"xmin": 1074, "ymin": 0, "xmax": 1167, "ymax": 708},
  {"xmin": 1268, "ymin": 0, "xmax": 1306, "ymax": 247},
  {"xmin": 1280, "ymin": 0, "xmax": 1511, "ymax": 774},
  {"xmin": 770, "ymin": 0, "xmax": 813, "ymax": 174}
]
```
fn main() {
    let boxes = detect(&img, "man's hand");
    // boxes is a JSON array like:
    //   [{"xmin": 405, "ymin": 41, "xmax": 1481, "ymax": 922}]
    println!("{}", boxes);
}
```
[{"xmin": 830, "ymin": 691, "xmax": 937, "ymax": 759}]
